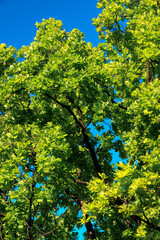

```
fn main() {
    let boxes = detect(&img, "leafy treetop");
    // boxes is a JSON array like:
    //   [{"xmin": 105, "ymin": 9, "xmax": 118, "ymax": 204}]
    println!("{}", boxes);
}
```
[{"xmin": 0, "ymin": 0, "xmax": 160, "ymax": 239}]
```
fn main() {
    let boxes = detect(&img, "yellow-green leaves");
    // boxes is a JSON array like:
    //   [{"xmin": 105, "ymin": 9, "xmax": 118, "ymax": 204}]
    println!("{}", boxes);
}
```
[{"xmin": 1, "ymin": 4, "xmax": 160, "ymax": 238}]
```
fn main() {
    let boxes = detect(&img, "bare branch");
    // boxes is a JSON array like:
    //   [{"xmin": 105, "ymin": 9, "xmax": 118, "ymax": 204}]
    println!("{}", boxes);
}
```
[{"xmin": 71, "ymin": 177, "xmax": 88, "ymax": 185}]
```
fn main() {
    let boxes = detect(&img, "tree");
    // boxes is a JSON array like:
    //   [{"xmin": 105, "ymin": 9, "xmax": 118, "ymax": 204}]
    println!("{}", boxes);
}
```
[{"xmin": 0, "ymin": 0, "xmax": 160, "ymax": 239}]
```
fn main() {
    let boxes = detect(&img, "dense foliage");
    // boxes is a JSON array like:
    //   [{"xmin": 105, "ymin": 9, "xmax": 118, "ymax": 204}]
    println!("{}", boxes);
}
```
[{"xmin": 0, "ymin": 0, "xmax": 160, "ymax": 239}]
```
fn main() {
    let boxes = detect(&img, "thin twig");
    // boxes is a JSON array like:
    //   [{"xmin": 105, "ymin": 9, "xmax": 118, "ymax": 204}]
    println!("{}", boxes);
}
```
[
  {"xmin": 5, "ymin": 88, "xmax": 25, "ymax": 101},
  {"xmin": 34, "ymin": 207, "xmax": 70, "ymax": 240},
  {"xmin": 71, "ymin": 176, "xmax": 88, "ymax": 185}
]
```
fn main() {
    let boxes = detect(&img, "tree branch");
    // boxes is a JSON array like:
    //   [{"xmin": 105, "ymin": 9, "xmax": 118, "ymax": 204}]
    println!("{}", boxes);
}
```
[
  {"xmin": 77, "ymin": 106, "xmax": 102, "ymax": 174},
  {"xmin": 23, "ymin": 219, "xmax": 31, "ymax": 240},
  {"xmin": 0, "ymin": 221, "xmax": 3, "ymax": 240},
  {"xmin": 71, "ymin": 176, "xmax": 88, "ymax": 185},
  {"xmin": 103, "ymin": 89, "xmax": 127, "ymax": 110},
  {"xmin": 0, "ymin": 189, "xmax": 9, "ymax": 205},
  {"xmin": 65, "ymin": 188, "xmax": 96, "ymax": 239},
  {"xmin": 45, "ymin": 92, "xmax": 102, "ymax": 175},
  {"xmin": 146, "ymin": 61, "xmax": 150, "ymax": 84},
  {"xmin": 97, "ymin": 81, "xmax": 127, "ymax": 110},
  {"xmin": 150, "ymin": 59, "xmax": 160, "ymax": 65},
  {"xmin": 34, "ymin": 207, "xmax": 70, "ymax": 240},
  {"xmin": 139, "ymin": 217, "xmax": 160, "ymax": 231},
  {"xmin": 28, "ymin": 182, "xmax": 36, "ymax": 228},
  {"xmin": 112, "ymin": 197, "xmax": 160, "ymax": 231},
  {"xmin": 5, "ymin": 88, "xmax": 25, "ymax": 101},
  {"xmin": 34, "ymin": 226, "xmax": 58, "ymax": 240},
  {"xmin": 84, "ymin": 214, "xmax": 96, "ymax": 239}
]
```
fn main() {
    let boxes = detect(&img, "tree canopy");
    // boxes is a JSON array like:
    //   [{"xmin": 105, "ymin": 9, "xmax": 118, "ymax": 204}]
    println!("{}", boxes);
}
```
[{"xmin": 0, "ymin": 0, "xmax": 160, "ymax": 239}]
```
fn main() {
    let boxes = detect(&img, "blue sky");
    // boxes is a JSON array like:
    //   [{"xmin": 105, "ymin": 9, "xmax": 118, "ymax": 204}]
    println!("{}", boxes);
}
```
[{"xmin": 0, "ymin": 0, "xmax": 101, "ymax": 49}]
